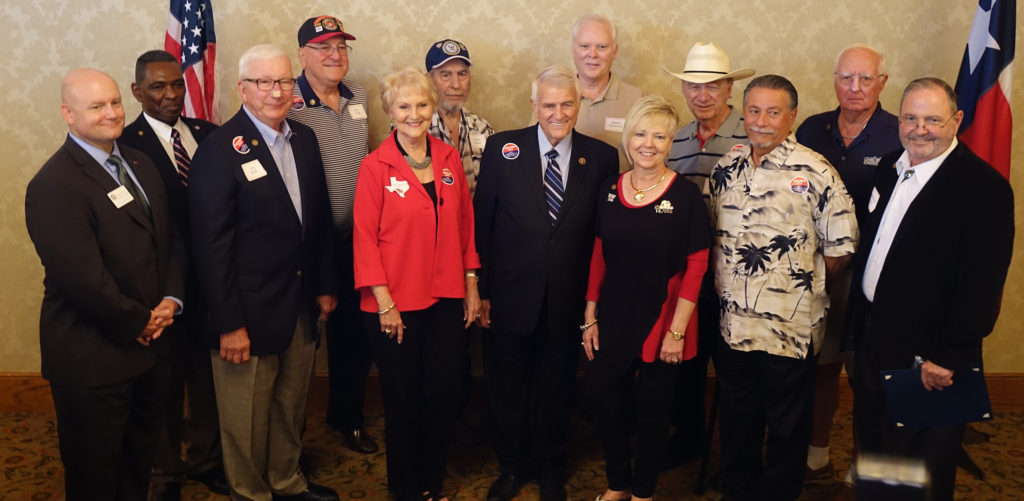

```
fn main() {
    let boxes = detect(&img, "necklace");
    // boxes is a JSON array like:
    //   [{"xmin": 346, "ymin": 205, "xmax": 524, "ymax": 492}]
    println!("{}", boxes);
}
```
[
  {"xmin": 839, "ymin": 118, "xmax": 869, "ymax": 140},
  {"xmin": 404, "ymin": 155, "xmax": 432, "ymax": 170},
  {"xmin": 630, "ymin": 170, "xmax": 667, "ymax": 202}
]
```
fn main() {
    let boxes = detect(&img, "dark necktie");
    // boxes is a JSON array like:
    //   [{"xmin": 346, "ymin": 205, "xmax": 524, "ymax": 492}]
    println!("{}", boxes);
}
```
[
  {"xmin": 544, "ymin": 149, "xmax": 563, "ymax": 225},
  {"xmin": 108, "ymin": 155, "xmax": 151, "ymax": 219},
  {"xmin": 171, "ymin": 128, "xmax": 190, "ymax": 186}
]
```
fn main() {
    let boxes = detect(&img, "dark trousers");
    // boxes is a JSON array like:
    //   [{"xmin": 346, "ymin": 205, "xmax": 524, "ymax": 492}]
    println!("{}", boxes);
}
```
[
  {"xmin": 327, "ymin": 236, "xmax": 374, "ymax": 432},
  {"xmin": 51, "ymin": 366, "xmax": 165, "ymax": 501},
  {"xmin": 365, "ymin": 298, "xmax": 465, "ymax": 500},
  {"xmin": 669, "ymin": 289, "xmax": 718, "ymax": 452},
  {"xmin": 853, "ymin": 339, "xmax": 963, "ymax": 501},
  {"xmin": 591, "ymin": 359, "xmax": 680, "ymax": 498},
  {"xmin": 713, "ymin": 336, "xmax": 816, "ymax": 501},
  {"xmin": 482, "ymin": 302, "xmax": 580, "ymax": 482},
  {"xmin": 152, "ymin": 321, "xmax": 221, "ymax": 483}
]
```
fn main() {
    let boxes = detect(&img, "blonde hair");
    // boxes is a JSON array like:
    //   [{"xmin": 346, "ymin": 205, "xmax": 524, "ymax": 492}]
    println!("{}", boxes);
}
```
[
  {"xmin": 380, "ymin": 66, "xmax": 438, "ymax": 113},
  {"xmin": 621, "ymin": 94, "xmax": 681, "ymax": 166}
]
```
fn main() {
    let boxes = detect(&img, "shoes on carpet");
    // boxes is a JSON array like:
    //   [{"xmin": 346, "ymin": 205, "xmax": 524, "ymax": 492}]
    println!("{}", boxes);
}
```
[
  {"xmin": 273, "ymin": 481, "xmax": 340, "ymax": 501},
  {"xmin": 595, "ymin": 490, "xmax": 632, "ymax": 501},
  {"xmin": 805, "ymin": 460, "xmax": 835, "ymax": 483},
  {"xmin": 337, "ymin": 427, "xmax": 379, "ymax": 453},
  {"xmin": 150, "ymin": 481, "xmax": 181, "ymax": 501},
  {"xmin": 187, "ymin": 465, "xmax": 230, "ymax": 495},
  {"xmin": 486, "ymin": 472, "xmax": 533, "ymax": 501}
]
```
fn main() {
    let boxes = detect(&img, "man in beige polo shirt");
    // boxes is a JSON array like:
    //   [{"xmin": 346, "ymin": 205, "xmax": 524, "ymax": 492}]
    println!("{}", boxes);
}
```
[{"xmin": 570, "ymin": 13, "xmax": 642, "ymax": 171}]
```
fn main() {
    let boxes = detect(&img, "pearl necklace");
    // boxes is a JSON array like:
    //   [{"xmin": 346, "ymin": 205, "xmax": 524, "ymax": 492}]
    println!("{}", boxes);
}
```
[{"xmin": 630, "ymin": 170, "xmax": 667, "ymax": 202}]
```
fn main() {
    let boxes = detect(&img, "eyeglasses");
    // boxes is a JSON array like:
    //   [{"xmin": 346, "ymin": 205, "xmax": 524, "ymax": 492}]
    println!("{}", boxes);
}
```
[
  {"xmin": 834, "ymin": 73, "xmax": 884, "ymax": 86},
  {"xmin": 243, "ymin": 78, "xmax": 297, "ymax": 91},
  {"xmin": 305, "ymin": 43, "xmax": 352, "ymax": 57},
  {"xmin": 899, "ymin": 114, "xmax": 956, "ymax": 129}
]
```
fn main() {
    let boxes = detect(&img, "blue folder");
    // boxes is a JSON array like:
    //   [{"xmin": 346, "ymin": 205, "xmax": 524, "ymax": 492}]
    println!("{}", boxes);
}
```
[{"xmin": 880, "ymin": 363, "xmax": 993, "ymax": 428}]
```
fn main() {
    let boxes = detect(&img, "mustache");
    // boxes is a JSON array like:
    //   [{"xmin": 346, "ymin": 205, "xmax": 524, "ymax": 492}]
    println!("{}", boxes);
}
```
[
  {"xmin": 748, "ymin": 126, "xmax": 776, "ymax": 135},
  {"xmin": 906, "ymin": 131, "xmax": 937, "ymax": 141}
]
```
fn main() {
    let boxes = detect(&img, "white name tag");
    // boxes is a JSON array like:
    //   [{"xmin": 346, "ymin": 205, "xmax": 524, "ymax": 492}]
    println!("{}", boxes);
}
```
[
  {"xmin": 604, "ymin": 117, "xmax": 625, "ymax": 132},
  {"xmin": 868, "ymin": 187, "xmax": 880, "ymax": 213},
  {"xmin": 107, "ymin": 185, "xmax": 134, "ymax": 208},
  {"xmin": 241, "ymin": 160, "xmax": 268, "ymax": 181},
  {"xmin": 348, "ymin": 104, "xmax": 368, "ymax": 120},
  {"xmin": 470, "ymin": 133, "xmax": 487, "ymax": 151}
]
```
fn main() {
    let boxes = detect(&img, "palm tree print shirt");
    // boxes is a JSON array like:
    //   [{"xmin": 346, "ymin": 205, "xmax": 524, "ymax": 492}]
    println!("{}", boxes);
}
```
[{"xmin": 709, "ymin": 135, "xmax": 858, "ymax": 359}]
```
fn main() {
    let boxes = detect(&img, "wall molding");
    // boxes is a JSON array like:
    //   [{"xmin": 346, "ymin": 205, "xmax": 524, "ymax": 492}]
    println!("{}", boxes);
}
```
[{"xmin": 4, "ymin": 372, "xmax": 1023, "ymax": 415}]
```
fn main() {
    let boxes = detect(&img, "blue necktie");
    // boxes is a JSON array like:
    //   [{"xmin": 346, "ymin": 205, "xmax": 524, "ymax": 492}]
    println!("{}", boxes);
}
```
[{"xmin": 544, "ymin": 149, "xmax": 563, "ymax": 225}]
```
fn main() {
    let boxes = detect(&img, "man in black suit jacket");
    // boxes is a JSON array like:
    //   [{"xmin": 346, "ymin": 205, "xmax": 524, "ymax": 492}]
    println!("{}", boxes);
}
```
[
  {"xmin": 119, "ymin": 50, "xmax": 225, "ymax": 500},
  {"xmin": 189, "ymin": 44, "xmax": 338, "ymax": 501},
  {"xmin": 25, "ymin": 68, "xmax": 183, "ymax": 500},
  {"xmin": 475, "ymin": 65, "xmax": 619, "ymax": 501},
  {"xmin": 847, "ymin": 78, "xmax": 1014, "ymax": 501}
]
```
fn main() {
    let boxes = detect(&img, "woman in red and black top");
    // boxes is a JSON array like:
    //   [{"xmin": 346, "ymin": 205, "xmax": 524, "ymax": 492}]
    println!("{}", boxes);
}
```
[
  {"xmin": 581, "ymin": 94, "xmax": 710, "ymax": 501},
  {"xmin": 352, "ymin": 67, "xmax": 480, "ymax": 501}
]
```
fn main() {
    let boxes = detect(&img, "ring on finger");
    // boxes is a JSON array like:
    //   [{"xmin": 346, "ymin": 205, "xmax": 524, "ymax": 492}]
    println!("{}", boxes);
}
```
[{"xmin": 385, "ymin": 328, "xmax": 392, "ymax": 334}]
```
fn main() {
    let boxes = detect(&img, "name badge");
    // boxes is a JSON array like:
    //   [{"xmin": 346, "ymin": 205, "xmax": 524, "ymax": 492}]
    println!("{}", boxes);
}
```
[
  {"xmin": 241, "ymin": 160, "xmax": 268, "ymax": 181},
  {"xmin": 868, "ymin": 187, "xmax": 880, "ymax": 212},
  {"xmin": 604, "ymin": 117, "xmax": 625, "ymax": 132},
  {"xmin": 107, "ymin": 185, "xmax": 134, "ymax": 208},
  {"xmin": 470, "ymin": 133, "xmax": 487, "ymax": 151},
  {"xmin": 348, "ymin": 104, "xmax": 368, "ymax": 120}
]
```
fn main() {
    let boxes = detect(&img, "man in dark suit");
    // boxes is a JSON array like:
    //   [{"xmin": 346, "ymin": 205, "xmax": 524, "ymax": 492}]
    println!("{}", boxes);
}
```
[
  {"xmin": 847, "ymin": 77, "xmax": 1014, "ymax": 501},
  {"xmin": 119, "ymin": 50, "xmax": 226, "ymax": 500},
  {"xmin": 189, "ymin": 44, "xmax": 338, "ymax": 501},
  {"xmin": 475, "ymin": 65, "xmax": 619, "ymax": 501},
  {"xmin": 25, "ymin": 67, "xmax": 183, "ymax": 500}
]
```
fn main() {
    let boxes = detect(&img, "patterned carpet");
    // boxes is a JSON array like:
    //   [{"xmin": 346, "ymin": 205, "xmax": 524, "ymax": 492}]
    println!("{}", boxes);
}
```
[{"xmin": 2, "ymin": 397, "xmax": 1022, "ymax": 500}]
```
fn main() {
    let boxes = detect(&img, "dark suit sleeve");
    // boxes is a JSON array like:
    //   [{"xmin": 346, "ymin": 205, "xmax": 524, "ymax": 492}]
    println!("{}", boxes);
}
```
[
  {"xmin": 189, "ymin": 142, "xmax": 244, "ymax": 334},
  {"xmin": 473, "ymin": 135, "xmax": 502, "ymax": 300},
  {"xmin": 928, "ymin": 169, "xmax": 1014, "ymax": 369},
  {"xmin": 25, "ymin": 170, "xmax": 151, "ymax": 343},
  {"xmin": 307, "ymin": 133, "xmax": 336, "ymax": 297}
]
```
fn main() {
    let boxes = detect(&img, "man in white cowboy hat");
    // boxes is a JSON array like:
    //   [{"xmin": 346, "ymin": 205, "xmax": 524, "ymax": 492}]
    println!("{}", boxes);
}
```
[
  {"xmin": 571, "ymin": 13, "xmax": 643, "ymax": 171},
  {"xmin": 660, "ymin": 41, "xmax": 754, "ymax": 468}
]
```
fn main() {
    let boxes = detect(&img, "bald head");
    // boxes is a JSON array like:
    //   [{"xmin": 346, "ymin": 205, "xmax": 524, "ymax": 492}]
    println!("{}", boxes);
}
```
[
  {"xmin": 833, "ymin": 45, "xmax": 888, "ymax": 115},
  {"xmin": 60, "ymin": 68, "xmax": 125, "ymax": 152}
]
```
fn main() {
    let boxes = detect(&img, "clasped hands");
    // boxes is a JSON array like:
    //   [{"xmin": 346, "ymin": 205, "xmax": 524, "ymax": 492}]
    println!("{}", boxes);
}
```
[{"xmin": 137, "ymin": 298, "xmax": 178, "ymax": 346}]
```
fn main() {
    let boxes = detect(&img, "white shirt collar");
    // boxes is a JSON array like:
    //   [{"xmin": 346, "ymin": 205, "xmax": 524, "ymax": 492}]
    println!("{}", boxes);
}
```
[{"xmin": 893, "ymin": 137, "xmax": 958, "ymax": 187}]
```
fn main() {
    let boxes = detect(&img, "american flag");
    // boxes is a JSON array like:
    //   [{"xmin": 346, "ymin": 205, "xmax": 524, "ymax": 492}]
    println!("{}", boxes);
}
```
[
  {"xmin": 165, "ymin": 0, "xmax": 219, "ymax": 123},
  {"xmin": 954, "ymin": 0, "xmax": 1015, "ymax": 179}
]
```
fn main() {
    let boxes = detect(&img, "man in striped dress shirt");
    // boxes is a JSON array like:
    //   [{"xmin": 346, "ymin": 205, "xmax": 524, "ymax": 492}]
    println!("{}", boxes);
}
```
[
  {"xmin": 288, "ymin": 15, "xmax": 377, "ymax": 454},
  {"xmin": 661, "ymin": 41, "xmax": 755, "ymax": 468}
]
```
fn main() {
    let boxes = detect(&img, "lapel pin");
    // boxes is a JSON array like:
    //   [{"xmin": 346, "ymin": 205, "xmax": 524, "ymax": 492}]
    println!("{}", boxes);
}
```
[
  {"xmin": 579, "ymin": 157, "xmax": 586, "ymax": 165},
  {"xmin": 137, "ymin": 130, "xmax": 144, "ymax": 136},
  {"xmin": 252, "ymin": 139, "xmax": 259, "ymax": 147}
]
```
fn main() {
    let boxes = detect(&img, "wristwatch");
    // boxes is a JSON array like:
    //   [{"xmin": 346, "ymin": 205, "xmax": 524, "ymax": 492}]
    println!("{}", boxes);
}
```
[{"xmin": 669, "ymin": 329, "xmax": 684, "ymax": 340}]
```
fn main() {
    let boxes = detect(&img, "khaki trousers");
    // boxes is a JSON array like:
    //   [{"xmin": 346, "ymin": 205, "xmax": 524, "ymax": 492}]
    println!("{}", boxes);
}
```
[{"xmin": 211, "ymin": 320, "xmax": 315, "ymax": 501}]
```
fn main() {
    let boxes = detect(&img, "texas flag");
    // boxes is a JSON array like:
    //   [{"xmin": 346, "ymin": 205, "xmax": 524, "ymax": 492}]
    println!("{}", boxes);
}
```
[
  {"xmin": 954, "ymin": 0, "xmax": 1015, "ymax": 179},
  {"xmin": 165, "ymin": 0, "xmax": 219, "ymax": 123}
]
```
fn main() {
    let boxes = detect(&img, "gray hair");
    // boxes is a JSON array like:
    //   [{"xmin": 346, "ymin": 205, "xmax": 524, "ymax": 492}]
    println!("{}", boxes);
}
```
[
  {"xmin": 380, "ymin": 66, "xmax": 438, "ymax": 113},
  {"xmin": 238, "ymin": 44, "xmax": 289, "ymax": 80},
  {"xmin": 743, "ymin": 74, "xmax": 798, "ymax": 111},
  {"xmin": 834, "ymin": 43, "xmax": 887, "ymax": 75},
  {"xmin": 530, "ymin": 65, "xmax": 580, "ymax": 103},
  {"xmin": 901, "ymin": 77, "xmax": 959, "ymax": 115},
  {"xmin": 571, "ymin": 14, "xmax": 617, "ymax": 47}
]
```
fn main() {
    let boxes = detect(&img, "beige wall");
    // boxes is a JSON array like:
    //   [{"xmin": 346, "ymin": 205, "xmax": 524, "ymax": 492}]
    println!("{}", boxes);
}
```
[{"xmin": 2, "ymin": 0, "xmax": 1021, "ymax": 371}]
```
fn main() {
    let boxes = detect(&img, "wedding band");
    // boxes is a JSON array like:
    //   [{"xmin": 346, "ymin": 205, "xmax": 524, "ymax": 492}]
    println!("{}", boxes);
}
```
[
  {"xmin": 475, "ymin": 314, "xmax": 481, "ymax": 318},
  {"xmin": 385, "ymin": 328, "xmax": 392, "ymax": 334}
]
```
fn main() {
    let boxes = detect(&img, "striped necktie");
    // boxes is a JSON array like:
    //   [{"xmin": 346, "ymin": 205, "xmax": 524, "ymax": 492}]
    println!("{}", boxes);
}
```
[
  {"xmin": 543, "ymin": 149, "xmax": 564, "ymax": 225},
  {"xmin": 107, "ymin": 155, "xmax": 151, "ymax": 219},
  {"xmin": 171, "ymin": 128, "xmax": 190, "ymax": 186}
]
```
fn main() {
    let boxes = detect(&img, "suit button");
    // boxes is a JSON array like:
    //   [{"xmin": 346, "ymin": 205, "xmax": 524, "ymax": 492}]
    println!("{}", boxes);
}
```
[{"xmin": 296, "ymin": 270, "xmax": 302, "ymax": 277}]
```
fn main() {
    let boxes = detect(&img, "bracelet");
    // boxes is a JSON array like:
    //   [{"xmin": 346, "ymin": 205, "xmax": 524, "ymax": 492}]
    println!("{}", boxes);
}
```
[
  {"xmin": 377, "ymin": 303, "xmax": 396, "ymax": 315},
  {"xmin": 669, "ymin": 329, "xmax": 684, "ymax": 340},
  {"xmin": 465, "ymin": 271, "xmax": 478, "ymax": 279},
  {"xmin": 579, "ymin": 319, "xmax": 598, "ymax": 331}
]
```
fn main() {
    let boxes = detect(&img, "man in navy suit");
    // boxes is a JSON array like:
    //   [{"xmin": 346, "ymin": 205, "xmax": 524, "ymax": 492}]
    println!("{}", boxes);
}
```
[
  {"xmin": 119, "ymin": 50, "xmax": 225, "ymax": 501},
  {"xmin": 847, "ymin": 77, "xmax": 1014, "ymax": 501},
  {"xmin": 475, "ymin": 65, "xmax": 619, "ymax": 501},
  {"xmin": 26, "ymin": 67, "xmax": 183, "ymax": 500},
  {"xmin": 189, "ymin": 44, "xmax": 338, "ymax": 501}
]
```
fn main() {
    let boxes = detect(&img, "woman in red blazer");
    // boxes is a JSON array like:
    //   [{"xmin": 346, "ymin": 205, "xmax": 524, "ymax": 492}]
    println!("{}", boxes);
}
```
[{"xmin": 352, "ymin": 66, "xmax": 480, "ymax": 501}]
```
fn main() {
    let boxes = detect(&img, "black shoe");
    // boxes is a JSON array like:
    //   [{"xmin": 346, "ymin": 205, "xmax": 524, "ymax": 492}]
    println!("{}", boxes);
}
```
[
  {"xmin": 274, "ymin": 481, "xmax": 340, "ymax": 501},
  {"xmin": 187, "ymin": 466, "xmax": 230, "ymax": 495},
  {"xmin": 538, "ymin": 480, "xmax": 567, "ymax": 501},
  {"xmin": 486, "ymin": 472, "xmax": 532, "ymax": 501},
  {"xmin": 339, "ymin": 428, "xmax": 379, "ymax": 453},
  {"xmin": 150, "ymin": 481, "xmax": 181, "ymax": 501}
]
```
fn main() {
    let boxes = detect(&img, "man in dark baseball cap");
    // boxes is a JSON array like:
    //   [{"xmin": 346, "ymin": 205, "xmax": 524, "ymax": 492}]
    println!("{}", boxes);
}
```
[{"xmin": 297, "ymin": 15, "xmax": 355, "ymax": 46}]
